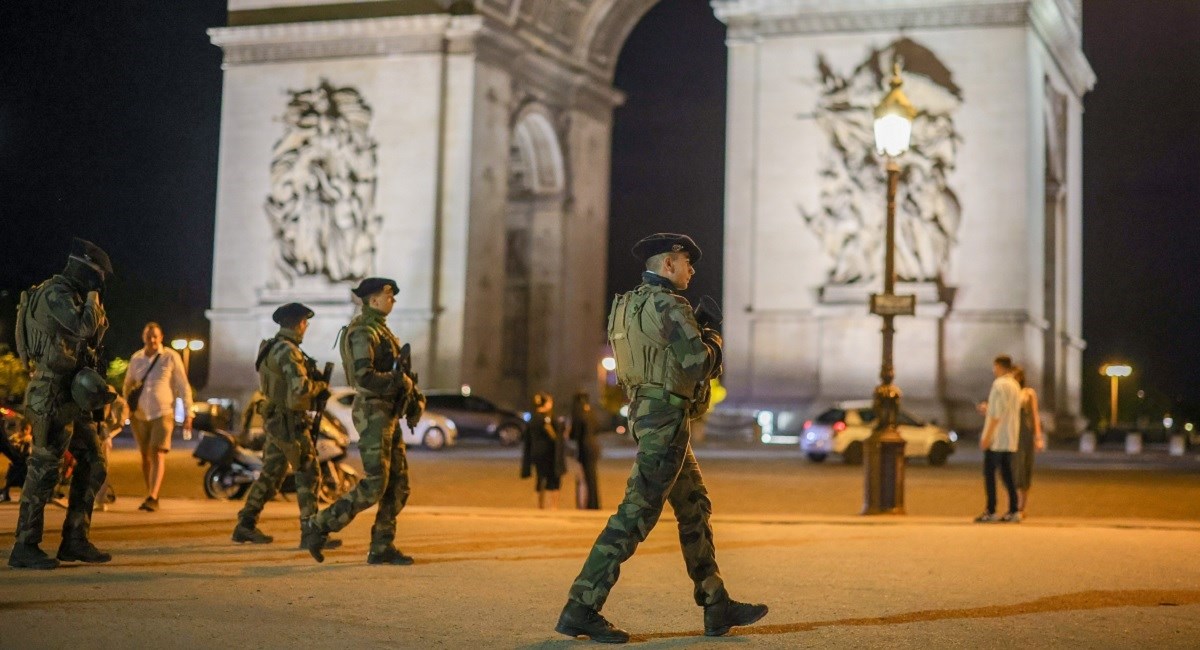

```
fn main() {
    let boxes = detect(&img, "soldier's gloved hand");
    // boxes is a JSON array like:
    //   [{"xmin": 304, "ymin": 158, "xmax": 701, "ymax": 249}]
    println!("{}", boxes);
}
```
[
  {"xmin": 405, "ymin": 389, "xmax": 426, "ymax": 429},
  {"xmin": 394, "ymin": 372, "xmax": 414, "ymax": 395},
  {"xmin": 701, "ymin": 327, "xmax": 723, "ymax": 349}
]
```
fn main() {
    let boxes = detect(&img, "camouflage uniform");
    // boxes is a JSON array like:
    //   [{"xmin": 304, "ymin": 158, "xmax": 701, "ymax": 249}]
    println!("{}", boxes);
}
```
[
  {"xmin": 13, "ymin": 274, "xmax": 109, "ymax": 550},
  {"xmin": 237, "ymin": 328, "xmax": 326, "ymax": 530},
  {"xmin": 567, "ymin": 271, "xmax": 725, "ymax": 611},
  {"xmin": 311, "ymin": 304, "xmax": 422, "ymax": 555}
]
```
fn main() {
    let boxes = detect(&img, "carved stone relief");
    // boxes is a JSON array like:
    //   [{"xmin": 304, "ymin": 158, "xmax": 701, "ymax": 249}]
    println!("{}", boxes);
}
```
[
  {"xmin": 264, "ymin": 79, "xmax": 382, "ymax": 287},
  {"xmin": 802, "ymin": 38, "xmax": 963, "ymax": 285}
]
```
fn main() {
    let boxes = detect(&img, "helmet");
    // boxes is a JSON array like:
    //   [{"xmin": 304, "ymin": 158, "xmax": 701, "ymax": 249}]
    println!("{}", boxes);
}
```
[{"xmin": 71, "ymin": 367, "xmax": 116, "ymax": 411}]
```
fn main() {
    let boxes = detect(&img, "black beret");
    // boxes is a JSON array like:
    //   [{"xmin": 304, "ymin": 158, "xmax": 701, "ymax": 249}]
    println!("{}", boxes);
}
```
[
  {"xmin": 351, "ymin": 277, "xmax": 399, "ymax": 299},
  {"xmin": 272, "ymin": 302, "xmax": 315, "ymax": 325},
  {"xmin": 70, "ymin": 238, "xmax": 114, "ymax": 275},
  {"xmin": 631, "ymin": 233, "xmax": 702, "ymax": 264}
]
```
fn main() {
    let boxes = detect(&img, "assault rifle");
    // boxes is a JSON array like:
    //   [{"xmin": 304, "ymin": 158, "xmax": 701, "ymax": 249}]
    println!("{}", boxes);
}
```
[
  {"xmin": 690, "ymin": 296, "xmax": 724, "ymax": 418},
  {"xmin": 693, "ymin": 295, "xmax": 723, "ymax": 330},
  {"xmin": 308, "ymin": 361, "xmax": 335, "ymax": 444},
  {"xmin": 392, "ymin": 343, "xmax": 420, "ymax": 423}
]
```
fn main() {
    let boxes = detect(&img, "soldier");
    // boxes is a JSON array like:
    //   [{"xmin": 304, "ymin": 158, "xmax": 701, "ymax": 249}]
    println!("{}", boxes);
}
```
[
  {"xmin": 9, "ymin": 238, "xmax": 116, "ymax": 570},
  {"xmin": 231, "ymin": 302, "xmax": 339, "ymax": 550},
  {"xmin": 555, "ymin": 234, "xmax": 768, "ymax": 642},
  {"xmin": 302, "ymin": 277, "xmax": 425, "ymax": 564}
]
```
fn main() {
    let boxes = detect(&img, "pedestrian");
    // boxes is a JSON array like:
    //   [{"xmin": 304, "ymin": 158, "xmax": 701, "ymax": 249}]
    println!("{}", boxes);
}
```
[
  {"xmin": 302, "ymin": 277, "xmax": 426, "ymax": 564},
  {"xmin": 9, "ymin": 238, "xmax": 116, "ymax": 569},
  {"xmin": 94, "ymin": 390, "xmax": 127, "ymax": 511},
  {"xmin": 556, "ymin": 233, "xmax": 768, "ymax": 643},
  {"xmin": 1, "ymin": 417, "xmax": 33, "ymax": 502},
  {"xmin": 567, "ymin": 392, "xmax": 602, "ymax": 510},
  {"xmin": 231, "ymin": 303, "xmax": 338, "ymax": 550},
  {"xmin": 123, "ymin": 322, "xmax": 193, "ymax": 512},
  {"xmin": 975, "ymin": 354, "xmax": 1022, "ymax": 523},
  {"xmin": 1011, "ymin": 366, "xmax": 1045, "ymax": 517},
  {"xmin": 521, "ymin": 392, "xmax": 565, "ymax": 509}
]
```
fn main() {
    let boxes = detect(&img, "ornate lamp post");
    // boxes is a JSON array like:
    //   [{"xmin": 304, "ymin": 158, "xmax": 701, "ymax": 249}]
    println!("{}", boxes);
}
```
[
  {"xmin": 864, "ymin": 63, "xmax": 917, "ymax": 515},
  {"xmin": 1101, "ymin": 363, "xmax": 1131, "ymax": 427}
]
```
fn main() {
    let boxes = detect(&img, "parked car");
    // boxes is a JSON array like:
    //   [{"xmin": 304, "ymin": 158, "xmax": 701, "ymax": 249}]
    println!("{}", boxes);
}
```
[
  {"xmin": 325, "ymin": 387, "xmax": 458, "ymax": 450},
  {"xmin": 800, "ymin": 400, "xmax": 957, "ymax": 466},
  {"xmin": 423, "ymin": 390, "xmax": 525, "ymax": 446}
]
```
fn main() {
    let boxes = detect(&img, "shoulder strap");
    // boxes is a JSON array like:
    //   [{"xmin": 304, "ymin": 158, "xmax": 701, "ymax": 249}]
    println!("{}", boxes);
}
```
[
  {"xmin": 141, "ymin": 353, "xmax": 162, "ymax": 382},
  {"xmin": 254, "ymin": 336, "xmax": 284, "ymax": 372}
]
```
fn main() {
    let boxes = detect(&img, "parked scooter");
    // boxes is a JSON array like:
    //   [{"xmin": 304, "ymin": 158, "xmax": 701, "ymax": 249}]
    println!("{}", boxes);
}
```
[{"xmin": 193, "ymin": 413, "xmax": 359, "ymax": 503}]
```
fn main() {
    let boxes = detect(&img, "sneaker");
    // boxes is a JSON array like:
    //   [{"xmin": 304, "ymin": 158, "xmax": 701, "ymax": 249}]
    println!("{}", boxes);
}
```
[
  {"xmin": 973, "ymin": 512, "xmax": 999, "ymax": 523},
  {"xmin": 8, "ymin": 543, "xmax": 60, "ymax": 570},
  {"xmin": 57, "ymin": 538, "xmax": 113, "ymax": 563},
  {"xmin": 555, "ymin": 601, "xmax": 630, "ymax": 644},
  {"xmin": 366, "ymin": 546, "xmax": 414, "ymax": 565},
  {"xmin": 704, "ymin": 598, "xmax": 769, "ymax": 637},
  {"xmin": 1000, "ymin": 511, "xmax": 1022, "ymax": 523},
  {"xmin": 138, "ymin": 497, "xmax": 159, "ymax": 512}
]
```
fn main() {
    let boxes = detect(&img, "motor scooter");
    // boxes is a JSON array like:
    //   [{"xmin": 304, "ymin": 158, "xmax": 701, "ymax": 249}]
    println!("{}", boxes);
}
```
[{"xmin": 193, "ymin": 413, "xmax": 358, "ymax": 503}]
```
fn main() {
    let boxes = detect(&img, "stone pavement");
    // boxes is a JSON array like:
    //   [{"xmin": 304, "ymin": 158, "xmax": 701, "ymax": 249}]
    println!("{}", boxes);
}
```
[{"xmin": 1, "ymin": 500, "xmax": 1198, "ymax": 649}]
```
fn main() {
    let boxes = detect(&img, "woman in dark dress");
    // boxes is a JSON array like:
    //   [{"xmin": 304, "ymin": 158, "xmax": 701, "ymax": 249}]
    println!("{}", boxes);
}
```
[
  {"xmin": 521, "ymin": 392, "xmax": 566, "ymax": 509},
  {"xmin": 1011, "ymin": 367, "xmax": 1044, "ymax": 517},
  {"xmin": 568, "ymin": 392, "xmax": 602, "ymax": 510}
]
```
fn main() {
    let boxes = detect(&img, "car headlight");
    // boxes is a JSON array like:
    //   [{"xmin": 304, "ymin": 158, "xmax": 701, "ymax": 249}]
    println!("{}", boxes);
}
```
[{"xmin": 949, "ymin": 430, "xmax": 958, "ymax": 442}]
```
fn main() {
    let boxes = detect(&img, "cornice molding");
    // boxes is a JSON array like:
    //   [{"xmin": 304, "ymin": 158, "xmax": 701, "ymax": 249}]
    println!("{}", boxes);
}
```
[
  {"xmin": 208, "ymin": 14, "xmax": 481, "ymax": 65},
  {"xmin": 711, "ymin": 0, "xmax": 1093, "ymax": 96}
]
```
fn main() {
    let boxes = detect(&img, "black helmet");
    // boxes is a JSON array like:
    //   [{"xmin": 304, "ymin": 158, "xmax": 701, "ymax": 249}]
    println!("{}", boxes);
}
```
[{"xmin": 71, "ymin": 367, "xmax": 116, "ymax": 411}]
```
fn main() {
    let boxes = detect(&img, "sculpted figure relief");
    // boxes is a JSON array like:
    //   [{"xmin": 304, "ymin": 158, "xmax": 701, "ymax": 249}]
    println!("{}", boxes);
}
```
[
  {"xmin": 802, "ymin": 38, "xmax": 964, "ymax": 284},
  {"xmin": 265, "ymin": 79, "xmax": 382, "ymax": 286}
]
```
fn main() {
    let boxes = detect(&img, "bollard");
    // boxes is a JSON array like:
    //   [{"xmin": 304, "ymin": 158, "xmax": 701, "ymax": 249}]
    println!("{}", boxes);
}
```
[
  {"xmin": 1079, "ymin": 431, "xmax": 1096, "ymax": 453},
  {"xmin": 1169, "ymin": 434, "xmax": 1186, "ymax": 457},
  {"xmin": 1125, "ymin": 432, "xmax": 1142, "ymax": 455}
]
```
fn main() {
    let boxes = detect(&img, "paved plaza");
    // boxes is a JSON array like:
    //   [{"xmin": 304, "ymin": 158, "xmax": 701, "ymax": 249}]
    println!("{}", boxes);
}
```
[{"xmin": 2, "ymin": 440, "xmax": 1199, "ymax": 648}]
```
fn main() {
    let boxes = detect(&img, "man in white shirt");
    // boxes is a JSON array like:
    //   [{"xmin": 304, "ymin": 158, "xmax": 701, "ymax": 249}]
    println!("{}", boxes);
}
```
[
  {"xmin": 976, "ymin": 354, "xmax": 1021, "ymax": 523},
  {"xmin": 123, "ymin": 322, "xmax": 193, "ymax": 512}
]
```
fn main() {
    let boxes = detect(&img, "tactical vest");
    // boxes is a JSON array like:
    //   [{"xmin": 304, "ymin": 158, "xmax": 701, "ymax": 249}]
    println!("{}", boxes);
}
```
[
  {"xmin": 337, "ymin": 315, "xmax": 399, "ymax": 397},
  {"xmin": 14, "ymin": 280, "xmax": 83, "ymax": 374},
  {"xmin": 257, "ymin": 336, "xmax": 306, "ymax": 413},
  {"xmin": 607, "ymin": 284, "xmax": 698, "ymax": 397}
]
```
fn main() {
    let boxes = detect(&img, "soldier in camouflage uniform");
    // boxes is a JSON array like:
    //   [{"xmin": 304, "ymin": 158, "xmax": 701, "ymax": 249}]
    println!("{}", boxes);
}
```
[
  {"xmin": 9, "ymin": 238, "xmax": 116, "ymax": 570},
  {"xmin": 556, "ymin": 234, "xmax": 768, "ymax": 642},
  {"xmin": 302, "ymin": 277, "xmax": 425, "ymax": 564},
  {"xmin": 231, "ymin": 302, "xmax": 338, "ymax": 549}
]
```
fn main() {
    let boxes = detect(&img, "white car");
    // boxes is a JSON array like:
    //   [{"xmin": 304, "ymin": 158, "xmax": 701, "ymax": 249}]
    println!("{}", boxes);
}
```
[
  {"xmin": 800, "ymin": 400, "xmax": 957, "ymax": 466},
  {"xmin": 325, "ymin": 388, "xmax": 458, "ymax": 450}
]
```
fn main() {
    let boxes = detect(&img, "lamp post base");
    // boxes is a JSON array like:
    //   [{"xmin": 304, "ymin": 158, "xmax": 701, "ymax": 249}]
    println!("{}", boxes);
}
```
[{"xmin": 863, "ymin": 434, "xmax": 906, "ymax": 514}]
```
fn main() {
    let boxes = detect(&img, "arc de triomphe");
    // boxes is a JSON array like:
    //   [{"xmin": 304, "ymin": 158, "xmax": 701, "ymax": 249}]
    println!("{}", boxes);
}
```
[{"xmin": 206, "ymin": 0, "xmax": 1093, "ymax": 434}]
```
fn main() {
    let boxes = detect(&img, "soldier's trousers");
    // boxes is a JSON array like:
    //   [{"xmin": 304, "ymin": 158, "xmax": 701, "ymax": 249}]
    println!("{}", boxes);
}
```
[
  {"xmin": 237, "ymin": 412, "xmax": 318, "ymax": 526},
  {"xmin": 567, "ymin": 397, "xmax": 725, "ymax": 610},
  {"xmin": 15, "ymin": 395, "xmax": 107, "ymax": 546},
  {"xmin": 313, "ymin": 398, "xmax": 410, "ymax": 554}
]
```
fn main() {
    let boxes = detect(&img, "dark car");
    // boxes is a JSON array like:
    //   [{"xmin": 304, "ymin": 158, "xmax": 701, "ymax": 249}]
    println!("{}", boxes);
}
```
[{"xmin": 423, "ymin": 390, "xmax": 525, "ymax": 446}]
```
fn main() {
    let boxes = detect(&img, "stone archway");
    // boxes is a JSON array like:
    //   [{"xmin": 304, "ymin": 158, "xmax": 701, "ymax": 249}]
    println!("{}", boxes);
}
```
[{"xmin": 500, "ymin": 105, "xmax": 566, "ymax": 405}]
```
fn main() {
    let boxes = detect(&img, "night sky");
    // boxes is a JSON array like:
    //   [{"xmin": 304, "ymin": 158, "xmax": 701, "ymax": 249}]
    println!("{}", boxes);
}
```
[{"xmin": 0, "ymin": 1, "xmax": 1196, "ymax": 421}]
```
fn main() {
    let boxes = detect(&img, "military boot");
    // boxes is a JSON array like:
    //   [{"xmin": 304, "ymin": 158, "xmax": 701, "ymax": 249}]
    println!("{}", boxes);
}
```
[
  {"xmin": 300, "ymin": 521, "xmax": 329, "ymax": 563},
  {"xmin": 555, "ymin": 601, "xmax": 630, "ymax": 644},
  {"xmin": 366, "ymin": 546, "xmax": 414, "ymax": 565},
  {"xmin": 703, "ymin": 598, "xmax": 769, "ymax": 637},
  {"xmin": 8, "ymin": 543, "xmax": 61, "ymax": 570},
  {"xmin": 298, "ymin": 536, "xmax": 342, "ymax": 551},
  {"xmin": 232, "ymin": 519, "xmax": 274, "ymax": 544},
  {"xmin": 57, "ymin": 538, "xmax": 113, "ymax": 564}
]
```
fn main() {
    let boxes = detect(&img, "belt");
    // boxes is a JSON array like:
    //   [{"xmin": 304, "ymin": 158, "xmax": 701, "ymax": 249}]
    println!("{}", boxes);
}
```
[{"xmin": 631, "ymin": 384, "xmax": 692, "ymax": 409}]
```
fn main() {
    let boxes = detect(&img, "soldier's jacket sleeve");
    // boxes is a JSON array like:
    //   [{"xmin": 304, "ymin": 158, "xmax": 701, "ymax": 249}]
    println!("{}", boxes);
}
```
[
  {"xmin": 347, "ymin": 327, "xmax": 405, "ymax": 396},
  {"xmin": 652, "ymin": 292, "xmax": 717, "ymax": 386},
  {"xmin": 277, "ymin": 342, "xmax": 322, "ymax": 411},
  {"xmin": 44, "ymin": 282, "xmax": 106, "ymax": 341}
]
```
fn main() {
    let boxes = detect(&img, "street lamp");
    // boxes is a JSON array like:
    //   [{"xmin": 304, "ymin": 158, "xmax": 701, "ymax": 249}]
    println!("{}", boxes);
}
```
[
  {"xmin": 171, "ymin": 338, "xmax": 205, "ymax": 375},
  {"xmin": 1101, "ymin": 363, "xmax": 1131, "ymax": 427},
  {"xmin": 864, "ymin": 62, "xmax": 917, "ymax": 515}
]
